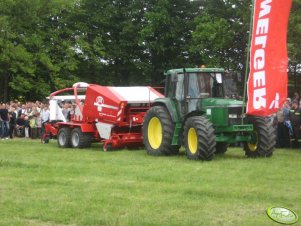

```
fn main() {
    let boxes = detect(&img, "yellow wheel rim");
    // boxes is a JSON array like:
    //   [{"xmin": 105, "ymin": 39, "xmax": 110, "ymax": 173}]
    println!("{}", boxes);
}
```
[
  {"xmin": 248, "ymin": 131, "xmax": 258, "ymax": 151},
  {"xmin": 188, "ymin": 128, "xmax": 198, "ymax": 154},
  {"xmin": 148, "ymin": 117, "xmax": 162, "ymax": 149}
]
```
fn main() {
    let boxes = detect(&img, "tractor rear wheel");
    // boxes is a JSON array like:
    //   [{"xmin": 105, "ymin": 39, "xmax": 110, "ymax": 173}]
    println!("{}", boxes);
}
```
[
  {"xmin": 184, "ymin": 116, "xmax": 216, "ymax": 160},
  {"xmin": 71, "ymin": 128, "xmax": 92, "ymax": 148},
  {"xmin": 143, "ymin": 106, "xmax": 179, "ymax": 156},
  {"xmin": 57, "ymin": 127, "xmax": 71, "ymax": 148},
  {"xmin": 215, "ymin": 142, "xmax": 229, "ymax": 154},
  {"xmin": 243, "ymin": 116, "xmax": 275, "ymax": 157}
]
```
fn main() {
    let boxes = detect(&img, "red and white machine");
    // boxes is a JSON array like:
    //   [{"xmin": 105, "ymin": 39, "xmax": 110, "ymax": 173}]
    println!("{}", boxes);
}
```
[{"xmin": 43, "ymin": 82, "xmax": 164, "ymax": 150}]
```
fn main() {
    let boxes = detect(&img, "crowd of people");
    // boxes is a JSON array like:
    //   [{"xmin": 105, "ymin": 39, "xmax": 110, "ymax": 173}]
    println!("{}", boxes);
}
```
[
  {"xmin": 1, "ymin": 92, "xmax": 301, "ymax": 149},
  {"xmin": 0, "ymin": 100, "xmax": 77, "ymax": 140},
  {"xmin": 274, "ymin": 91, "xmax": 301, "ymax": 148},
  {"xmin": 0, "ymin": 101, "xmax": 50, "ymax": 140}
]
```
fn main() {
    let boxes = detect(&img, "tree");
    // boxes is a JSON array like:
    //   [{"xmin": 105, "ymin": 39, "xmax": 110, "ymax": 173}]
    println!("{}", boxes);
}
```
[
  {"xmin": 288, "ymin": 0, "xmax": 301, "ymax": 92},
  {"xmin": 0, "ymin": 0, "xmax": 79, "ymax": 101},
  {"xmin": 77, "ymin": 0, "xmax": 147, "ymax": 86},
  {"xmin": 190, "ymin": 0, "xmax": 252, "ymax": 70},
  {"xmin": 140, "ymin": 0, "xmax": 201, "ymax": 85},
  {"xmin": 1, "ymin": 0, "xmax": 300, "ymax": 101}
]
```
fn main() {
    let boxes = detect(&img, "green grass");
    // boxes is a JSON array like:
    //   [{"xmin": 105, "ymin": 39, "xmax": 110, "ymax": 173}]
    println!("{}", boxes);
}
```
[{"xmin": 0, "ymin": 139, "xmax": 300, "ymax": 226}]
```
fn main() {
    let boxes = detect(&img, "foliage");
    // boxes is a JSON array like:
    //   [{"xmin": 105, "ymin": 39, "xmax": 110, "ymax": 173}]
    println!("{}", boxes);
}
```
[
  {"xmin": 140, "ymin": 0, "xmax": 202, "ymax": 84},
  {"xmin": 0, "ymin": 0, "xmax": 300, "ymax": 101},
  {"xmin": 288, "ymin": 0, "xmax": 301, "ymax": 78},
  {"xmin": 190, "ymin": 0, "xmax": 252, "ymax": 70},
  {"xmin": 78, "ymin": 0, "xmax": 147, "ymax": 85},
  {"xmin": 0, "ymin": 0, "xmax": 78, "ymax": 100}
]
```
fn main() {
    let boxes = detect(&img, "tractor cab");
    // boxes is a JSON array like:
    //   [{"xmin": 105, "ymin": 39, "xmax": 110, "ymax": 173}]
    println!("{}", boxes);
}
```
[
  {"xmin": 165, "ymin": 68, "xmax": 225, "ymax": 99},
  {"xmin": 164, "ymin": 68, "xmax": 225, "ymax": 116}
]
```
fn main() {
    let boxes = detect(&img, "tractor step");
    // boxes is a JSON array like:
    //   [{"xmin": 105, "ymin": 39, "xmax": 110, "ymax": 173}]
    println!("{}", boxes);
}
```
[{"xmin": 172, "ymin": 123, "xmax": 182, "ymax": 145}]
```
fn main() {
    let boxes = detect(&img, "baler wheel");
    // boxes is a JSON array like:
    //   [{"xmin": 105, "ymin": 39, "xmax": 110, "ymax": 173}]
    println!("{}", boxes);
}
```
[
  {"xmin": 71, "ymin": 128, "xmax": 91, "ymax": 148},
  {"xmin": 243, "ymin": 116, "xmax": 275, "ymax": 157},
  {"xmin": 57, "ymin": 127, "xmax": 71, "ymax": 148},
  {"xmin": 184, "ymin": 116, "xmax": 216, "ymax": 160},
  {"xmin": 215, "ymin": 142, "xmax": 229, "ymax": 154},
  {"xmin": 143, "ymin": 106, "xmax": 179, "ymax": 156}
]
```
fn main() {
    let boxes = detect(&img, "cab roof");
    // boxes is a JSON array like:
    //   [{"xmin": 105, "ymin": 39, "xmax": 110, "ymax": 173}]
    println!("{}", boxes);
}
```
[{"xmin": 165, "ymin": 68, "xmax": 224, "ymax": 75}]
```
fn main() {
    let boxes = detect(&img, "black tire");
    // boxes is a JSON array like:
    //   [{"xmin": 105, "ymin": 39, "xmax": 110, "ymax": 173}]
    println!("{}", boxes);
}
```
[
  {"xmin": 70, "ymin": 128, "xmax": 92, "ymax": 148},
  {"xmin": 243, "ymin": 116, "xmax": 275, "ymax": 157},
  {"xmin": 215, "ymin": 142, "xmax": 229, "ymax": 154},
  {"xmin": 143, "ymin": 106, "xmax": 179, "ymax": 156},
  {"xmin": 184, "ymin": 116, "xmax": 216, "ymax": 161},
  {"xmin": 57, "ymin": 127, "xmax": 71, "ymax": 148}
]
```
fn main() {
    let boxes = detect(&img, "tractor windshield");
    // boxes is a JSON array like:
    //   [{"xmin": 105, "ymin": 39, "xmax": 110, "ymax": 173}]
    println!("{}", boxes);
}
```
[{"xmin": 188, "ymin": 72, "xmax": 224, "ymax": 98}]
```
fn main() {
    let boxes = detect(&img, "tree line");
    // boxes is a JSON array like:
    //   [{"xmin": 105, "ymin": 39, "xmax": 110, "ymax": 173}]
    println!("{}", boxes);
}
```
[{"xmin": 0, "ymin": 0, "xmax": 300, "ymax": 101}]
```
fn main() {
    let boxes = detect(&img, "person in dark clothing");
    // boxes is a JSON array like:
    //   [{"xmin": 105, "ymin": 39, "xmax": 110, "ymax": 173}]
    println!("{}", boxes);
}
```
[
  {"xmin": 276, "ymin": 101, "xmax": 291, "ymax": 148},
  {"xmin": 8, "ymin": 107, "xmax": 17, "ymax": 139},
  {"xmin": 293, "ymin": 91, "xmax": 300, "ymax": 107},
  {"xmin": 0, "ymin": 104, "xmax": 9, "ymax": 139},
  {"xmin": 289, "ymin": 100, "xmax": 301, "ymax": 148},
  {"xmin": 15, "ymin": 114, "xmax": 26, "ymax": 137}
]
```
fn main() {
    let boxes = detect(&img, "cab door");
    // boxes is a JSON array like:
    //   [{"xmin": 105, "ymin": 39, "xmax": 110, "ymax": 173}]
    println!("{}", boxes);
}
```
[
  {"xmin": 185, "ymin": 73, "xmax": 200, "ymax": 113},
  {"xmin": 172, "ymin": 73, "xmax": 186, "ymax": 119}
]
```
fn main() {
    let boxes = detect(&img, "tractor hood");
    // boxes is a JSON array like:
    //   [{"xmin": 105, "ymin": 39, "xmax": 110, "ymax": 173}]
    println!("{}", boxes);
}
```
[
  {"xmin": 200, "ymin": 98, "xmax": 245, "ymax": 109},
  {"xmin": 199, "ymin": 98, "xmax": 246, "ymax": 126}
]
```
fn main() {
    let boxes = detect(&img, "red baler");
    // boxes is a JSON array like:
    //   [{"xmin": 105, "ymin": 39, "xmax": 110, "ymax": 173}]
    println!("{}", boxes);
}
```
[{"xmin": 43, "ymin": 82, "xmax": 163, "ymax": 150}]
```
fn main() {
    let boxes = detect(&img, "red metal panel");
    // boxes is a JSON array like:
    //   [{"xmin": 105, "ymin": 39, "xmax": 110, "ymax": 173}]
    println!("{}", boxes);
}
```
[
  {"xmin": 82, "ymin": 85, "xmax": 125, "ymax": 124},
  {"xmin": 57, "ymin": 122, "xmax": 95, "ymax": 133}
]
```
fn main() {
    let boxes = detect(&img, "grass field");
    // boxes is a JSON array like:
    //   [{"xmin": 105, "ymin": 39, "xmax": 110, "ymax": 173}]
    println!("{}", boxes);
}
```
[{"xmin": 0, "ymin": 139, "xmax": 300, "ymax": 226}]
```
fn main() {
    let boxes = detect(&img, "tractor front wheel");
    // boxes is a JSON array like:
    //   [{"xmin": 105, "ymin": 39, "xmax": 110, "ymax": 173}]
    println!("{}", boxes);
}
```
[
  {"xmin": 184, "ymin": 116, "xmax": 216, "ymax": 160},
  {"xmin": 243, "ymin": 116, "xmax": 275, "ymax": 157},
  {"xmin": 143, "ymin": 106, "xmax": 179, "ymax": 156},
  {"xmin": 71, "ymin": 128, "xmax": 92, "ymax": 148}
]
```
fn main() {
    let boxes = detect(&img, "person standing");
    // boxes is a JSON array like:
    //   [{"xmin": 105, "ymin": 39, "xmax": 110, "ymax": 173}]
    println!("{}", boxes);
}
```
[
  {"xmin": 276, "ymin": 101, "xmax": 290, "ymax": 148},
  {"xmin": 62, "ymin": 102, "xmax": 70, "ymax": 121},
  {"xmin": 24, "ymin": 116, "xmax": 30, "ymax": 138},
  {"xmin": 292, "ymin": 91, "xmax": 300, "ymax": 107},
  {"xmin": 8, "ymin": 107, "xmax": 17, "ymax": 139},
  {"xmin": 41, "ymin": 104, "xmax": 50, "ymax": 124},
  {"xmin": 289, "ymin": 100, "xmax": 301, "ymax": 148},
  {"xmin": 40, "ymin": 104, "xmax": 50, "ymax": 140},
  {"xmin": 0, "ymin": 103, "xmax": 9, "ymax": 139},
  {"xmin": 36, "ymin": 112, "xmax": 42, "ymax": 138},
  {"xmin": 0, "ymin": 105, "xmax": 2, "ymax": 138}
]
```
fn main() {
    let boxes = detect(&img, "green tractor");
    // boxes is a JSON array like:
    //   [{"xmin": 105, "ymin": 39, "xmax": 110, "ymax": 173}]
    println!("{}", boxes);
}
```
[{"xmin": 143, "ymin": 68, "xmax": 276, "ymax": 160}]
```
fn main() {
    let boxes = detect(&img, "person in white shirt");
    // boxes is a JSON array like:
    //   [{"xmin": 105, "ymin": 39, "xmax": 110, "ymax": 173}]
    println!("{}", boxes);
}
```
[{"xmin": 40, "ymin": 104, "xmax": 50, "ymax": 139}]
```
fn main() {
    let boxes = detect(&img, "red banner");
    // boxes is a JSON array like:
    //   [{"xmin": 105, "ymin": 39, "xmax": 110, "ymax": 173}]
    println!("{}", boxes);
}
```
[{"xmin": 247, "ymin": 0, "xmax": 292, "ymax": 116}]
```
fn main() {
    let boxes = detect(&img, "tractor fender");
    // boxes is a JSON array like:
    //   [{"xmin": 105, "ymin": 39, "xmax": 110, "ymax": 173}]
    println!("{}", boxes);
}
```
[
  {"xmin": 152, "ymin": 98, "xmax": 179, "ymax": 123},
  {"xmin": 181, "ymin": 111, "xmax": 206, "ymax": 128},
  {"xmin": 183, "ymin": 110, "xmax": 206, "ymax": 121}
]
